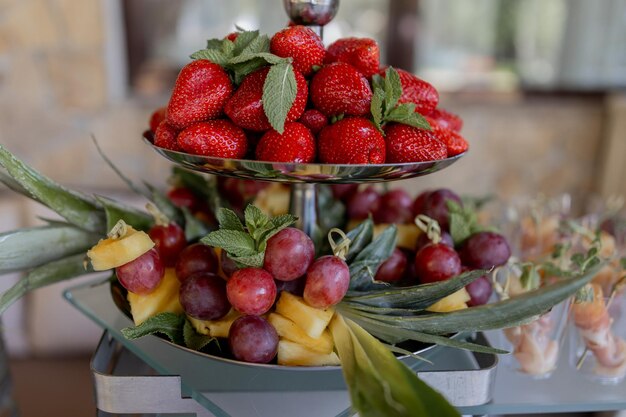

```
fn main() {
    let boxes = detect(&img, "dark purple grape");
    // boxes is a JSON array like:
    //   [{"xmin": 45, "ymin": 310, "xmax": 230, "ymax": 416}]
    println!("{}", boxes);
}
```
[
  {"xmin": 373, "ymin": 189, "xmax": 413, "ymax": 224},
  {"xmin": 412, "ymin": 190, "xmax": 431, "ymax": 215},
  {"xmin": 347, "ymin": 186, "xmax": 381, "ymax": 220},
  {"xmin": 229, "ymin": 315, "xmax": 278, "ymax": 364},
  {"xmin": 416, "ymin": 231, "xmax": 454, "ymax": 252},
  {"xmin": 466, "ymin": 275, "xmax": 493, "ymax": 306},
  {"xmin": 116, "ymin": 248, "xmax": 164, "ymax": 294},
  {"xmin": 275, "ymin": 276, "xmax": 305, "ymax": 297},
  {"xmin": 414, "ymin": 243, "xmax": 461, "ymax": 284},
  {"xmin": 330, "ymin": 184, "xmax": 359, "ymax": 202},
  {"xmin": 149, "ymin": 222, "xmax": 187, "ymax": 267},
  {"xmin": 179, "ymin": 272, "xmax": 230, "ymax": 320},
  {"xmin": 227, "ymin": 268, "xmax": 277, "ymax": 315},
  {"xmin": 263, "ymin": 228, "xmax": 315, "ymax": 281},
  {"xmin": 413, "ymin": 189, "xmax": 461, "ymax": 231},
  {"xmin": 220, "ymin": 249, "xmax": 239, "ymax": 279},
  {"xmin": 400, "ymin": 249, "xmax": 418, "ymax": 284},
  {"xmin": 175, "ymin": 243, "xmax": 218, "ymax": 282},
  {"xmin": 304, "ymin": 256, "xmax": 350, "ymax": 308},
  {"xmin": 375, "ymin": 248, "xmax": 408, "ymax": 283},
  {"xmin": 459, "ymin": 231, "xmax": 511, "ymax": 269}
]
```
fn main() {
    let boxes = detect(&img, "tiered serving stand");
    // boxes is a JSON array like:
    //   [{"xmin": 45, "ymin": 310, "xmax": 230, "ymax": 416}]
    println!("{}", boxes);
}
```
[{"xmin": 61, "ymin": 0, "xmax": 626, "ymax": 415}]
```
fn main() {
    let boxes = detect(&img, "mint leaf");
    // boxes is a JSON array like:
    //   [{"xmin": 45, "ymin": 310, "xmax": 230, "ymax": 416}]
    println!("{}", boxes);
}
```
[
  {"xmin": 385, "ymin": 104, "xmax": 431, "ymax": 130},
  {"xmin": 448, "ymin": 200, "xmax": 477, "ymax": 245},
  {"xmin": 232, "ymin": 252, "xmax": 265, "ymax": 268},
  {"xmin": 233, "ymin": 30, "xmax": 259, "ymax": 55},
  {"xmin": 271, "ymin": 214, "xmax": 297, "ymax": 229},
  {"xmin": 229, "ymin": 52, "xmax": 287, "ymax": 66},
  {"xmin": 206, "ymin": 38, "xmax": 223, "ymax": 50},
  {"xmin": 241, "ymin": 34, "xmax": 270, "ymax": 56},
  {"xmin": 232, "ymin": 58, "xmax": 268, "ymax": 85},
  {"xmin": 216, "ymin": 207, "xmax": 245, "ymax": 232},
  {"xmin": 190, "ymin": 49, "xmax": 229, "ymax": 66},
  {"xmin": 184, "ymin": 320, "xmax": 217, "ymax": 351},
  {"xmin": 244, "ymin": 204, "xmax": 270, "ymax": 234},
  {"xmin": 371, "ymin": 73, "xmax": 384, "ymax": 92},
  {"xmin": 201, "ymin": 229, "xmax": 257, "ymax": 257},
  {"xmin": 221, "ymin": 39, "xmax": 235, "ymax": 57},
  {"xmin": 262, "ymin": 62, "xmax": 297, "ymax": 133},
  {"xmin": 384, "ymin": 67, "xmax": 402, "ymax": 114},
  {"xmin": 121, "ymin": 313, "xmax": 185, "ymax": 345},
  {"xmin": 370, "ymin": 89, "xmax": 385, "ymax": 131}
]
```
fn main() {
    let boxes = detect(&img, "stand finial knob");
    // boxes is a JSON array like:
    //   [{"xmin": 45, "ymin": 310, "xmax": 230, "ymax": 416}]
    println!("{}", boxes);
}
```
[{"xmin": 283, "ymin": 0, "xmax": 340, "ymax": 27}]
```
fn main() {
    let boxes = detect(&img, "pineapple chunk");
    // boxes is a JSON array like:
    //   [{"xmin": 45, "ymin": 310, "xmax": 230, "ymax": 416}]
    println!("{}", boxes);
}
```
[
  {"xmin": 128, "ymin": 268, "xmax": 183, "ymax": 325},
  {"xmin": 277, "ymin": 340, "xmax": 340, "ymax": 366},
  {"xmin": 268, "ymin": 313, "xmax": 333, "ymax": 354},
  {"xmin": 87, "ymin": 226, "xmax": 154, "ymax": 271},
  {"xmin": 187, "ymin": 309, "xmax": 242, "ymax": 338},
  {"xmin": 275, "ymin": 292, "xmax": 334, "ymax": 339},
  {"xmin": 254, "ymin": 183, "xmax": 290, "ymax": 216},
  {"xmin": 374, "ymin": 223, "xmax": 421, "ymax": 250},
  {"xmin": 425, "ymin": 288, "xmax": 470, "ymax": 313}
]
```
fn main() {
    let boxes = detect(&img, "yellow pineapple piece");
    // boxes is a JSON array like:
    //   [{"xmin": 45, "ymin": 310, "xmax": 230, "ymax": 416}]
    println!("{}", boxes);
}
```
[
  {"xmin": 254, "ymin": 183, "xmax": 290, "ymax": 216},
  {"xmin": 277, "ymin": 340, "xmax": 340, "ymax": 366},
  {"xmin": 268, "ymin": 313, "xmax": 333, "ymax": 354},
  {"xmin": 425, "ymin": 288, "xmax": 470, "ymax": 313},
  {"xmin": 374, "ymin": 223, "xmax": 421, "ymax": 250},
  {"xmin": 187, "ymin": 309, "xmax": 242, "ymax": 338},
  {"xmin": 275, "ymin": 292, "xmax": 334, "ymax": 339},
  {"xmin": 87, "ymin": 225, "xmax": 154, "ymax": 271},
  {"xmin": 128, "ymin": 268, "xmax": 183, "ymax": 325}
]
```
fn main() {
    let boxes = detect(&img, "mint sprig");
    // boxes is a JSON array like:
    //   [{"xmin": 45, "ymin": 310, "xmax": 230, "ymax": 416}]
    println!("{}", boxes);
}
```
[
  {"xmin": 447, "ymin": 200, "xmax": 494, "ymax": 246},
  {"xmin": 190, "ymin": 29, "xmax": 296, "ymax": 133},
  {"xmin": 201, "ymin": 205, "xmax": 296, "ymax": 268},
  {"xmin": 370, "ymin": 67, "xmax": 431, "ymax": 132}
]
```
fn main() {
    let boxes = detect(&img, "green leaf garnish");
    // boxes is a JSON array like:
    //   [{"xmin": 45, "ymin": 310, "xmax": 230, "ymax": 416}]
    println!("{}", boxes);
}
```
[
  {"xmin": 330, "ymin": 315, "xmax": 460, "ymax": 417},
  {"xmin": 216, "ymin": 207, "xmax": 245, "ymax": 232},
  {"xmin": 181, "ymin": 207, "xmax": 211, "ymax": 241},
  {"xmin": 232, "ymin": 30, "xmax": 260, "ymax": 55},
  {"xmin": 121, "ymin": 312, "xmax": 185, "ymax": 346},
  {"xmin": 447, "ymin": 200, "xmax": 492, "ymax": 246},
  {"xmin": 385, "ymin": 103, "xmax": 431, "ymax": 129},
  {"xmin": 262, "ymin": 62, "xmax": 297, "ymax": 134},
  {"xmin": 190, "ymin": 48, "xmax": 230, "ymax": 66},
  {"xmin": 183, "ymin": 320, "xmax": 217, "ymax": 351},
  {"xmin": 201, "ymin": 229, "xmax": 257, "ymax": 257}
]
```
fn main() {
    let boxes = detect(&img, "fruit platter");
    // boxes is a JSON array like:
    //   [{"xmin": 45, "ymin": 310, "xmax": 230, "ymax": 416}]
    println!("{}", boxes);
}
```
[{"xmin": 0, "ymin": 0, "xmax": 620, "ymax": 416}]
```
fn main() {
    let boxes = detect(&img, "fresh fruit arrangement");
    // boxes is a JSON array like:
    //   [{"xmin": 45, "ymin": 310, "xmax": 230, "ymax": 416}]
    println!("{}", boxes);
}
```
[
  {"xmin": 147, "ymin": 27, "xmax": 468, "ymax": 165},
  {"xmin": 0, "ymin": 142, "xmax": 606, "ymax": 417}
]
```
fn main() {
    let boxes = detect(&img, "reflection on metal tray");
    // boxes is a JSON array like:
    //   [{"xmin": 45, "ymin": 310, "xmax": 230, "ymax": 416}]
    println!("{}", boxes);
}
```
[
  {"xmin": 91, "ymin": 331, "xmax": 497, "ymax": 417},
  {"xmin": 143, "ymin": 132, "xmax": 465, "ymax": 184}
]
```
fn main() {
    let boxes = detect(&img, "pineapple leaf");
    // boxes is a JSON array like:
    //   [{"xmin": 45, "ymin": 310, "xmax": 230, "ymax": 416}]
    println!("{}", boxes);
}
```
[
  {"xmin": 144, "ymin": 182, "xmax": 184, "ymax": 226},
  {"xmin": 181, "ymin": 207, "xmax": 211, "ymax": 241},
  {"xmin": 95, "ymin": 195, "xmax": 153, "ymax": 232},
  {"xmin": 344, "ymin": 218, "xmax": 374, "ymax": 263},
  {"xmin": 348, "ymin": 224, "xmax": 398, "ymax": 291},
  {"xmin": 0, "ymin": 145, "xmax": 106, "ymax": 233},
  {"xmin": 0, "ymin": 224, "xmax": 100, "ymax": 274},
  {"xmin": 121, "ymin": 312, "xmax": 185, "ymax": 346},
  {"xmin": 330, "ymin": 315, "xmax": 460, "ymax": 417},
  {"xmin": 0, "ymin": 253, "xmax": 94, "ymax": 314}
]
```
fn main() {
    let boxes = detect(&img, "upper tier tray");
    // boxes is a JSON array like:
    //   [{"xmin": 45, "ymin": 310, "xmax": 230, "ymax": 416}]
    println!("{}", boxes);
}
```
[{"xmin": 143, "ymin": 132, "xmax": 465, "ymax": 184}]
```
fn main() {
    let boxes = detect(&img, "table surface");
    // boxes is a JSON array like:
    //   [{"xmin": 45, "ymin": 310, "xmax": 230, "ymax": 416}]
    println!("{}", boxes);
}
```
[{"xmin": 65, "ymin": 280, "xmax": 626, "ymax": 416}]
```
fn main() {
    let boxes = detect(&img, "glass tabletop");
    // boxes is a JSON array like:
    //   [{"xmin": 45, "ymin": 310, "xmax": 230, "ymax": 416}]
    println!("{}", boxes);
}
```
[{"xmin": 65, "ymin": 279, "xmax": 626, "ymax": 416}]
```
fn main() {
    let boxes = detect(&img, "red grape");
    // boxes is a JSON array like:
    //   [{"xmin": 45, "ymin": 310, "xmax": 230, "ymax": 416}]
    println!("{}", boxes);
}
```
[
  {"xmin": 275, "ymin": 276, "xmax": 305, "ymax": 297},
  {"xmin": 175, "ymin": 243, "xmax": 218, "ymax": 282},
  {"xmin": 466, "ymin": 275, "xmax": 493, "ymax": 306},
  {"xmin": 304, "ymin": 256, "xmax": 350, "ymax": 308},
  {"xmin": 149, "ymin": 222, "xmax": 187, "ymax": 267},
  {"xmin": 416, "ymin": 231, "xmax": 454, "ymax": 252},
  {"xmin": 229, "ymin": 315, "xmax": 278, "ymax": 364},
  {"xmin": 218, "ymin": 178, "xmax": 269, "ymax": 210},
  {"xmin": 412, "ymin": 190, "xmax": 432, "ymax": 214},
  {"xmin": 330, "ymin": 184, "xmax": 359, "ymax": 202},
  {"xmin": 414, "ymin": 243, "xmax": 461, "ymax": 283},
  {"xmin": 179, "ymin": 272, "xmax": 230, "ymax": 320},
  {"xmin": 263, "ymin": 228, "xmax": 315, "ymax": 281},
  {"xmin": 347, "ymin": 186, "xmax": 380, "ymax": 220},
  {"xmin": 167, "ymin": 187, "xmax": 201, "ymax": 212},
  {"xmin": 413, "ymin": 189, "xmax": 461, "ymax": 231},
  {"xmin": 373, "ymin": 189, "xmax": 413, "ymax": 224},
  {"xmin": 459, "ymin": 232, "xmax": 511, "ymax": 269},
  {"xmin": 375, "ymin": 248, "xmax": 408, "ymax": 283},
  {"xmin": 227, "ymin": 268, "xmax": 277, "ymax": 315},
  {"xmin": 116, "ymin": 248, "xmax": 164, "ymax": 294},
  {"xmin": 220, "ymin": 249, "xmax": 239, "ymax": 279},
  {"xmin": 401, "ymin": 249, "xmax": 418, "ymax": 284}
]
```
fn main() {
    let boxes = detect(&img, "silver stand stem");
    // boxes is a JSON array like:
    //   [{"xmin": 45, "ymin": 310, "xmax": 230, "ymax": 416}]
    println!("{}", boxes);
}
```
[{"xmin": 289, "ymin": 184, "xmax": 318, "ymax": 237}]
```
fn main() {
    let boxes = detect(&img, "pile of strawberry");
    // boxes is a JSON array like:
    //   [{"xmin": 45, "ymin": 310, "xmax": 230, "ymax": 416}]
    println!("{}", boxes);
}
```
[{"xmin": 148, "ymin": 26, "xmax": 468, "ymax": 165}]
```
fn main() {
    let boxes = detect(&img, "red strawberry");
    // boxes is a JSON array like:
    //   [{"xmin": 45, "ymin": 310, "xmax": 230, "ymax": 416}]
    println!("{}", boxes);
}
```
[
  {"xmin": 380, "ymin": 68, "xmax": 438, "ymax": 115},
  {"xmin": 225, "ymin": 32, "xmax": 239, "ymax": 42},
  {"xmin": 298, "ymin": 109, "xmax": 328, "ymax": 134},
  {"xmin": 325, "ymin": 37, "xmax": 380, "ymax": 78},
  {"xmin": 154, "ymin": 120, "xmax": 181, "ymax": 151},
  {"xmin": 149, "ymin": 107, "xmax": 167, "ymax": 132},
  {"xmin": 270, "ymin": 26, "xmax": 325, "ymax": 77},
  {"xmin": 384, "ymin": 124, "xmax": 447, "ymax": 163},
  {"xmin": 310, "ymin": 62, "xmax": 372, "ymax": 118},
  {"xmin": 166, "ymin": 60, "xmax": 233, "ymax": 130},
  {"xmin": 224, "ymin": 67, "xmax": 308, "ymax": 132},
  {"xmin": 427, "ymin": 108, "xmax": 463, "ymax": 132},
  {"xmin": 177, "ymin": 120, "xmax": 248, "ymax": 158},
  {"xmin": 424, "ymin": 116, "xmax": 468, "ymax": 156},
  {"xmin": 318, "ymin": 118, "xmax": 385, "ymax": 164},
  {"xmin": 256, "ymin": 122, "xmax": 315, "ymax": 163}
]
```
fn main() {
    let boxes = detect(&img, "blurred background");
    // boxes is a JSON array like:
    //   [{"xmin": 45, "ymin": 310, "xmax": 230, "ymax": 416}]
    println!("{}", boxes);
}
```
[{"xmin": 0, "ymin": 0, "xmax": 625, "ymax": 416}]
